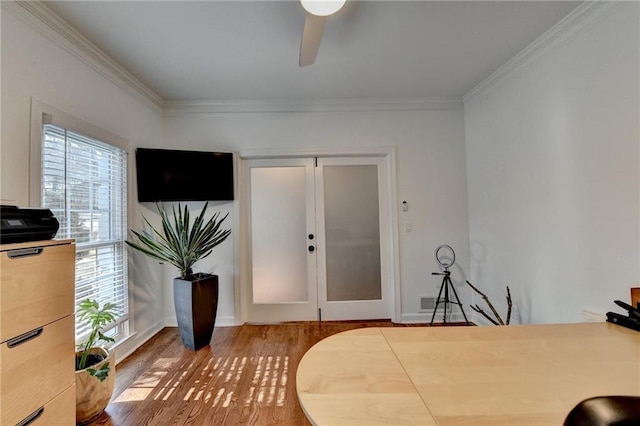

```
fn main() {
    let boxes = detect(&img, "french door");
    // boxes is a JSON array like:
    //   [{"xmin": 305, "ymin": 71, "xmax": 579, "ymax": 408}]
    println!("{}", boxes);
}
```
[
  {"xmin": 247, "ymin": 158, "xmax": 318, "ymax": 322},
  {"xmin": 244, "ymin": 155, "xmax": 393, "ymax": 322}
]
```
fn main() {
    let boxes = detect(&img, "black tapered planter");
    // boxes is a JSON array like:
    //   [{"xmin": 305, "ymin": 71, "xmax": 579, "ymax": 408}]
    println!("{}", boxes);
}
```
[{"xmin": 173, "ymin": 273, "xmax": 218, "ymax": 350}]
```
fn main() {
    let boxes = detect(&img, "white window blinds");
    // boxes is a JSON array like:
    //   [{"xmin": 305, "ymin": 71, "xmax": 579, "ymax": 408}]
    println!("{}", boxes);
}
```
[{"xmin": 41, "ymin": 123, "xmax": 129, "ymax": 340}]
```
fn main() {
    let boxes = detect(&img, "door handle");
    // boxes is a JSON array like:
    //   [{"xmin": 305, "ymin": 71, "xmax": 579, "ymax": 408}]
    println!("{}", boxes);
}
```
[
  {"xmin": 308, "ymin": 234, "xmax": 314, "ymax": 240},
  {"xmin": 308, "ymin": 245, "xmax": 315, "ymax": 253}
]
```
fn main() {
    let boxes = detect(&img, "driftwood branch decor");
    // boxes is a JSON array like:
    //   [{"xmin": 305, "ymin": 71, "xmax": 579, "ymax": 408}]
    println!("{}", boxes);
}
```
[{"xmin": 466, "ymin": 281, "xmax": 512, "ymax": 325}]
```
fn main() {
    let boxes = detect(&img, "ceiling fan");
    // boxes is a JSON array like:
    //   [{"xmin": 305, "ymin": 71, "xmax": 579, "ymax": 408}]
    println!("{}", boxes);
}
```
[{"xmin": 299, "ymin": 0, "xmax": 346, "ymax": 67}]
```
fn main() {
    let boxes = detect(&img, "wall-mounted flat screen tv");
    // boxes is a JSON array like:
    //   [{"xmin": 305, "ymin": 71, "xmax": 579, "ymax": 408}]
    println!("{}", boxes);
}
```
[{"xmin": 136, "ymin": 148, "xmax": 234, "ymax": 202}]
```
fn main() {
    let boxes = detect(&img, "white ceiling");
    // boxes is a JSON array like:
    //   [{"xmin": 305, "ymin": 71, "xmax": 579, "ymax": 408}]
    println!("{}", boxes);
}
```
[{"xmin": 44, "ymin": 1, "xmax": 581, "ymax": 102}]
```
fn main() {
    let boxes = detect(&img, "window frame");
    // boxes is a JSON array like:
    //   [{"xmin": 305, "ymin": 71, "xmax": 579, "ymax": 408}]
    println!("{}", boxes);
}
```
[{"xmin": 29, "ymin": 98, "xmax": 134, "ymax": 346}]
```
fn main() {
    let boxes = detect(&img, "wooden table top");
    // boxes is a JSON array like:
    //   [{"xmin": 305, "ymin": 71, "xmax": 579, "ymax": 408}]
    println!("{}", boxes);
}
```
[{"xmin": 296, "ymin": 323, "xmax": 640, "ymax": 426}]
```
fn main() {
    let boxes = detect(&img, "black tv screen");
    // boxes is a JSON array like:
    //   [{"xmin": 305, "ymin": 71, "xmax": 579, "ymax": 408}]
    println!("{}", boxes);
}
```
[{"xmin": 136, "ymin": 148, "xmax": 234, "ymax": 202}]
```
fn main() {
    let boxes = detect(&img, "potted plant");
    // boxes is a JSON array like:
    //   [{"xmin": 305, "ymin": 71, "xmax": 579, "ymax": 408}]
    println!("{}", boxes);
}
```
[
  {"xmin": 126, "ymin": 202, "xmax": 231, "ymax": 350},
  {"xmin": 75, "ymin": 299, "xmax": 117, "ymax": 424}
]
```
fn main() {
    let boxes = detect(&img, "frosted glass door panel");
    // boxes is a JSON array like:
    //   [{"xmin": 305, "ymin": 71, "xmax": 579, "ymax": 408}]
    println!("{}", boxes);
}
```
[
  {"xmin": 323, "ymin": 165, "xmax": 381, "ymax": 301},
  {"xmin": 251, "ymin": 166, "xmax": 308, "ymax": 303}
]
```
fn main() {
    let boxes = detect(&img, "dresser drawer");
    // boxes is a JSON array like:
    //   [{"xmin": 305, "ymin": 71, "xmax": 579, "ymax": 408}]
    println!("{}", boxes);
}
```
[
  {"xmin": 0, "ymin": 242, "xmax": 75, "ymax": 342},
  {"xmin": 1, "ymin": 315, "xmax": 75, "ymax": 425},
  {"xmin": 12, "ymin": 384, "xmax": 75, "ymax": 426}
]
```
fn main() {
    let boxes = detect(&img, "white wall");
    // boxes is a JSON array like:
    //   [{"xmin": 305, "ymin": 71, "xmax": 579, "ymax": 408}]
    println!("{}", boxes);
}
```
[
  {"xmin": 464, "ymin": 3, "xmax": 640, "ymax": 324},
  {"xmin": 163, "ymin": 108, "xmax": 470, "ymax": 323},
  {"xmin": 1, "ymin": 2, "xmax": 471, "ymax": 341},
  {"xmin": 9, "ymin": 0, "xmax": 634, "ymax": 337},
  {"xmin": 1, "ymin": 7, "xmax": 166, "ymax": 359}
]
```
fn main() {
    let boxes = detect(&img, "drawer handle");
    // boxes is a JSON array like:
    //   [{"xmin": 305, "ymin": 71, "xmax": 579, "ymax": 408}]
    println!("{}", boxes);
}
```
[
  {"xmin": 16, "ymin": 406, "xmax": 44, "ymax": 426},
  {"xmin": 7, "ymin": 248, "xmax": 44, "ymax": 259},
  {"xmin": 7, "ymin": 327, "xmax": 43, "ymax": 348}
]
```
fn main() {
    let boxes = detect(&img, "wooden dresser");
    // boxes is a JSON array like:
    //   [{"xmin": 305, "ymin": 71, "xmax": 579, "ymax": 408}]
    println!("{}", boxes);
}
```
[{"xmin": 0, "ymin": 239, "xmax": 76, "ymax": 425}]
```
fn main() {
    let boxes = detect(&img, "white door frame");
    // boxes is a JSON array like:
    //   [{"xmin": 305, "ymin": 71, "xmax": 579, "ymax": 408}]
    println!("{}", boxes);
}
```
[{"xmin": 236, "ymin": 147, "xmax": 401, "ymax": 324}]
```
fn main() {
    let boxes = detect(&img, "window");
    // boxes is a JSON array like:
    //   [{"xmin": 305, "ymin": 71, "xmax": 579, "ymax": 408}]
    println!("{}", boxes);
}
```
[{"xmin": 40, "ymin": 120, "xmax": 129, "ymax": 343}]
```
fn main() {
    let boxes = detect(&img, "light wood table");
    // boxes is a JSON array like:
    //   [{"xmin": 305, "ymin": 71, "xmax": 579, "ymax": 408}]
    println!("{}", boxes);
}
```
[{"xmin": 296, "ymin": 323, "xmax": 640, "ymax": 425}]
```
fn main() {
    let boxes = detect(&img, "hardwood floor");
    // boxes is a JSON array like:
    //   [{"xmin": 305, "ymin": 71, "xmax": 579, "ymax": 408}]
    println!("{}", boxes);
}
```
[{"xmin": 88, "ymin": 321, "xmax": 466, "ymax": 426}]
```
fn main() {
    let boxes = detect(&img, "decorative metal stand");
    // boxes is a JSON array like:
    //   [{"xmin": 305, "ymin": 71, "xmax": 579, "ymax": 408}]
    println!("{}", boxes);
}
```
[{"xmin": 429, "ymin": 245, "xmax": 469, "ymax": 326}]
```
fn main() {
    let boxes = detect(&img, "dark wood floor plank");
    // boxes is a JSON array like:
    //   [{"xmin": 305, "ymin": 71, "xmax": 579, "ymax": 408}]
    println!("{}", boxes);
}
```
[{"xmin": 87, "ymin": 321, "xmax": 466, "ymax": 425}]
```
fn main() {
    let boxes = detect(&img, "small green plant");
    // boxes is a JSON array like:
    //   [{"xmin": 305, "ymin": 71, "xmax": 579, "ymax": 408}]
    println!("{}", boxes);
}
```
[
  {"xmin": 76, "ymin": 299, "xmax": 117, "ymax": 381},
  {"xmin": 126, "ymin": 202, "xmax": 231, "ymax": 280}
]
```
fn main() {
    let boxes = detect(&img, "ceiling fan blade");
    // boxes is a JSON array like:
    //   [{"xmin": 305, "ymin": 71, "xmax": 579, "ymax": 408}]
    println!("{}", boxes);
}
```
[{"xmin": 299, "ymin": 13, "xmax": 326, "ymax": 67}]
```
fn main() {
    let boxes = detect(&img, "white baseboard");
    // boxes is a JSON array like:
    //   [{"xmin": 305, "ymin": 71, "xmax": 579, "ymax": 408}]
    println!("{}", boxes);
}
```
[
  {"xmin": 113, "ymin": 319, "xmax": 164, "ymax": 364},
  {"xmin": 400, "ymin": 312, "xmax": 466, "ymax": 324},
  {"xmin": 581, "ymin": 309, "xmax": 606, "ymax": 322},
  {"xmin": 470, "ymin": 313, "xmax": 493, "ymax": 326},
  {"xmin": 164, "ymin": 315, "xmax": 238, "ymax": 328},
  {"xmin": 215, "ymin": 316, "xmax": 238, "ymax": 327}
]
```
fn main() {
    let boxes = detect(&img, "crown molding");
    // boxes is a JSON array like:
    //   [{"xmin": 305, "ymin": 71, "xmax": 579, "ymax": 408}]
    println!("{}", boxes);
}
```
[
  {"xmin": 463, "ymin": 1, "xmax": 620, "ymax": 105},
  {"xmin": 2, "ymin": 0, "xmax": 463, "ymax": 118},
  {"xmin": 163, "ymin": 97, "xmax": 463, "ymax": 116},
  {"xmin": 3, "ymin": 1, "xmax": 164, "ymax": 114}
]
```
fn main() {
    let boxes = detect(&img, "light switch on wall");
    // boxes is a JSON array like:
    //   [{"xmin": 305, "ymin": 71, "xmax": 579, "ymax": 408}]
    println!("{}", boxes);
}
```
[{"xmin": 404, "ymin": 222, "xmax": 412, "ymax": 232}]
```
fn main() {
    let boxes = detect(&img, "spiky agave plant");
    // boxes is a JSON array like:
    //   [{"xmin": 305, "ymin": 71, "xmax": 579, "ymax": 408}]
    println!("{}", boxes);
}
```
[{"xmin": 125, "ymin": 202, "xmax": 231, "ymax": 280}]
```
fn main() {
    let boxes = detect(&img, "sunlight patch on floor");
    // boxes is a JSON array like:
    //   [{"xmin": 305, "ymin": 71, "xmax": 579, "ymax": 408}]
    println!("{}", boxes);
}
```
[
  {"xmin": 112, "ymin": 354, "xmax": 290, "ymax": 409},
  {"xmin": 113, "ymin": 387, "xmax": 154, "ymax": 402}
]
